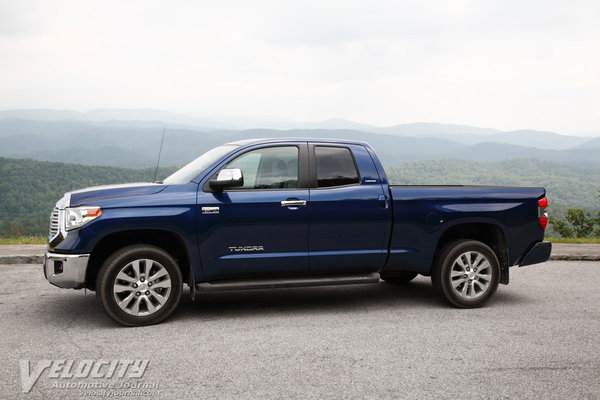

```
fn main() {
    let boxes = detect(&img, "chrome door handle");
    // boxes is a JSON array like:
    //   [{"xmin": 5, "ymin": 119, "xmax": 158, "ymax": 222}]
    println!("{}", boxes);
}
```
[{"xmin": 281, "ymin": 200, "xmax": 307, "ymax": 207}]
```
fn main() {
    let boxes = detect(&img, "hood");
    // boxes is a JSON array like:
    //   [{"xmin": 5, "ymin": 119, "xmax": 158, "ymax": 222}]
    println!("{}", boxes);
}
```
[{"xmin": 68, "ymin": 183, "xmax": 168, "ymax": 206}]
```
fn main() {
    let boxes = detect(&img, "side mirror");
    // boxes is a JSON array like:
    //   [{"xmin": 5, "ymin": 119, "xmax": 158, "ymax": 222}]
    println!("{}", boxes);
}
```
[{"xmin": 209, "ymin": 168, "xmax": 244, "ymax": 191}]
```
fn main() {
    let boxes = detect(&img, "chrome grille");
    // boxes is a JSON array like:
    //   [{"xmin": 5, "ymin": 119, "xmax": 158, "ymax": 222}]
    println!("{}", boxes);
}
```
[{"xmin": 49, "ymin": 207, "xmax": 60, "ymax": 238}]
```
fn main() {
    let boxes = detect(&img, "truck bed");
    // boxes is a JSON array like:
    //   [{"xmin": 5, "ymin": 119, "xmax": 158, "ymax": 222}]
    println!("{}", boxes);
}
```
[{"xmin": 387, "ymin": 185, "xmax": 546, "ymax": 273}]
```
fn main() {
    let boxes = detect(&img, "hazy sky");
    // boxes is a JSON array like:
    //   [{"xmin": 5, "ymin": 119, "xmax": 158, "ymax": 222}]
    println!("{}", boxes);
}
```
[{"xmin": 1, "ymin": 0, "xmax": 599, "ymax": 134}]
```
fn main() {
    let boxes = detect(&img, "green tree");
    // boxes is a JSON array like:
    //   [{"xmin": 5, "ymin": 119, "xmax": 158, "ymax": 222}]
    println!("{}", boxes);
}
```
[
  {"xmin": 564, "ymin": 209, "xmax": 594, "ymax": 237},
  {"xmin": 550, "ymin": 217, "xmax": 573, "ymax": 238}
]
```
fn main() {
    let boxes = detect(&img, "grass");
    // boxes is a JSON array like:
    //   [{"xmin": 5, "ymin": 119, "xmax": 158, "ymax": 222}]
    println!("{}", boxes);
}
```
[
  {"xmin": 0, "ymin": 235, "xmax": 47, "ymax": 245},
  {"xmin": 546, "ymin": 237, "xmax": 600, "ymax": 244}
]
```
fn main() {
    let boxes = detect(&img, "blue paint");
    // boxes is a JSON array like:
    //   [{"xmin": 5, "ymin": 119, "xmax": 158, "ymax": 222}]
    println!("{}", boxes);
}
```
[{"xmin": 51, "ymin": 138, "xmax": 549, "ymax": 284}]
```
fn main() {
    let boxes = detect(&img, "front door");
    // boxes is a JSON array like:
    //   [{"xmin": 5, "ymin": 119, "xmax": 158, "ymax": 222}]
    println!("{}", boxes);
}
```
[{"xmin": 197, "ymin": 144, "xmax": 309, "ymax": 281}]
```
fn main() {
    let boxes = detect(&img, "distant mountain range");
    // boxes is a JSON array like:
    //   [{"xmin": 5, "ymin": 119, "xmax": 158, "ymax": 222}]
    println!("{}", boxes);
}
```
[
  {"xmin": 0, "ymin": 109, "xmax": 239, "ymax": 130},
  {"xmin": 0, "ymin": 109, "xmax": 599, "ymax": 170},
  {"xmin": 1, "ymin": 109, "xmax": 599, "ymax": 237}
]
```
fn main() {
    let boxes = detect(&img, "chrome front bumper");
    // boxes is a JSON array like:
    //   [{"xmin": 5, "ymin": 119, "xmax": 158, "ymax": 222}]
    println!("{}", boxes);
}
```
[{"xmin": 43, "ymin": 250, "xmax": 90, "ymax": 289}]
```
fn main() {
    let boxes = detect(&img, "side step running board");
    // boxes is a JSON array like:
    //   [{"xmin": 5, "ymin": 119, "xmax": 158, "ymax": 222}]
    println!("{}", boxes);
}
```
[{"xmin": 196, "ymin": 272, "xmax": 380, "ymax": 292}]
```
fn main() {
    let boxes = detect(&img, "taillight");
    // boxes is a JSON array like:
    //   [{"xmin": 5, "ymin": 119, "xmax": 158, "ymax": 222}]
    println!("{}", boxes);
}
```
[{"xmin": 538, "ymin": 197, "xmax": 548, "ymax": 229}]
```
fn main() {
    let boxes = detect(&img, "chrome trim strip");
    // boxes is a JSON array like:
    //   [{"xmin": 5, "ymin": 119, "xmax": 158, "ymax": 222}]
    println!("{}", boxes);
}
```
[{"xmin": 219, "ymin": 251, "xmax": 307, "ymax": 260}]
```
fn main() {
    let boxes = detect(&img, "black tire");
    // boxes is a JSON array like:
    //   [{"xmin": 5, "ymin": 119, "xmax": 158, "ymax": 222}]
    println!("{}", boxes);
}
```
[
  {"xmin": 96, "ymin": 245, "xmax": 183, "ymax": 326},
  {"xmin": 431, "ymin": 239, "xmax": 500, "ymax": 308},
  {"xmin": 380, "ymin": 270, "xmax": 419, "ymax": 284}
]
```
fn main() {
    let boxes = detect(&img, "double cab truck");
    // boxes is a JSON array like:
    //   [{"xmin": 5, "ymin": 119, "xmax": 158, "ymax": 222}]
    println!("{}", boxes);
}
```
[{"xmin": 44, "ymin": 138, "xmax": 552, "ymax": 326}]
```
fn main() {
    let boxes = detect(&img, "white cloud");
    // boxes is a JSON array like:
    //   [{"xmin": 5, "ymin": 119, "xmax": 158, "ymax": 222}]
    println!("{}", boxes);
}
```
[{"xmin": 0, "ymin": 0, "xmax": 598, "ymax": 133}]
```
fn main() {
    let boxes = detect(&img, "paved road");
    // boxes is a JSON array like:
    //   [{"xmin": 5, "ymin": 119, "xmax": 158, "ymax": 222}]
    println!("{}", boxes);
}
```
[{"xmin": 1, "ymin": 261, "xmax": 599, "ymax": 399}]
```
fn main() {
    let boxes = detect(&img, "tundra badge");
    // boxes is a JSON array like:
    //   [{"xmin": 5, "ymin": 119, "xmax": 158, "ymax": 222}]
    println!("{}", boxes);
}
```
[{"xmin": 228, "ymin": 246, "xmax": 265, "ymax": 252}]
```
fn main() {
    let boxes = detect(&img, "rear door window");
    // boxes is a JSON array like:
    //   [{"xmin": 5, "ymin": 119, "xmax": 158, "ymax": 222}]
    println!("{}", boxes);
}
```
[{"xmin": 315, "ymin": 146, "xmax": 360, "ymax": 188}]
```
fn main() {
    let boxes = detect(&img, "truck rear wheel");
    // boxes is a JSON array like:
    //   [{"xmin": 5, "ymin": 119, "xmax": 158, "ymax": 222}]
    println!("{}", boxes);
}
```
[
  {"xmin": 432, "ymin": 239, "xmax": 499, "ymax": 308},
  {"xmin": 96, "ymin": 245, "xmax": 183, "ymax": 326}
]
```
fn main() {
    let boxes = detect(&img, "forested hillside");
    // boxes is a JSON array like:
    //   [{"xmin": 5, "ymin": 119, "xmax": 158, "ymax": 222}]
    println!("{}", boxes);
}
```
[
  {"xmin": 388, "ymin": 158, "xmax": 600, "ymax": 237},
  {"xmin": 1, "ymin": 156, "xmax": 598, "ymax": 238},
  {"xmin": 0, "ymin": 158, "xmax": 176, "ymax": 236},
  {"xmin": 386, "ymin": 158, "xmax": 600, "ymax": 210}
]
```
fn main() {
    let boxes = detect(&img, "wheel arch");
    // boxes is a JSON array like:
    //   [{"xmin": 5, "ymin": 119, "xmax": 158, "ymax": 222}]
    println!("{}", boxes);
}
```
[
  {"xmin": 85, "ymin": 229, "xmax": 191, "ymax": 290},
  {"xmin": 433, "ymin": 222, "xmax": 509, "ymax": 284}
]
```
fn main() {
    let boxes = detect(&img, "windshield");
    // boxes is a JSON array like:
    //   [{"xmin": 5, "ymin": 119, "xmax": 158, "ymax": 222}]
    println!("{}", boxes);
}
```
[{"xmin": 162, "ymin": 144, "xmax": 239, "ymax": 184}]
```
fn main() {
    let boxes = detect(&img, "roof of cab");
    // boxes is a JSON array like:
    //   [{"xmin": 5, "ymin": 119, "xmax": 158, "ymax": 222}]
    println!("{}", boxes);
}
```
[{"xmin": 227, "ymin": 137, "xmax": 371, "ymax": 147}]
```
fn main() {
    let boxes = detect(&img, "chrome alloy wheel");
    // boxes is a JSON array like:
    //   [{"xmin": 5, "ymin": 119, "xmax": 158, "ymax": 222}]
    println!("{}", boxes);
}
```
[
  {"xmin": 449, "ymin": 251, "xmax": 492, "ymax": 300},
  {"xmin": 112, "ymin": 259, "xmax": 172, "ymax": 316}
]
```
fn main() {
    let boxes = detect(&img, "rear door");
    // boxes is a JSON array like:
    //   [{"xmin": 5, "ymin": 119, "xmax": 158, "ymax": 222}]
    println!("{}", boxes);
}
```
[
  {"xmin": 308, "ymin": 144, "xmax": 390, "ymax": 274},
  {"xmin": 197, "ymin": 143, "xmax": 310, "ymax": 281}
]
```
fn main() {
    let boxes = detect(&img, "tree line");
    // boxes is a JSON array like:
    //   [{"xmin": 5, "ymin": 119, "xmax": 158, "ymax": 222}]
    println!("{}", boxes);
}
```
[
  {"xmin": 1, "ymin": 157, "xmax": 599, "ymax": 238},
  {"xmin": 0, "ymin": 158, "xmax": 176, "ymax": 237}
]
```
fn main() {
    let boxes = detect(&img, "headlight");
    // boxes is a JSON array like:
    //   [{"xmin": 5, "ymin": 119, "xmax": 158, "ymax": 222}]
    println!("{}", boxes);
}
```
[{"xmin": 65, "ymin": 206, "xmax": 102, "ymax": 231}]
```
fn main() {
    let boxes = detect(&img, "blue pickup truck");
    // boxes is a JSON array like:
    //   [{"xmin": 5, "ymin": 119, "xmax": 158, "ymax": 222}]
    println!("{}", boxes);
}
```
[{"xmin": 44, "ymin": 138, "xmax": 551, "ymax": 326}]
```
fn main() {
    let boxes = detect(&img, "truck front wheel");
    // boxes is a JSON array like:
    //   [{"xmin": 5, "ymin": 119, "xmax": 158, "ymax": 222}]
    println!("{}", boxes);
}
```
[
  {"xmin": 96, "ymin": 245, "xmax": 183, "ymax": 326},
  {"xmin": 432, "ymin": 240, "xmax": 499, "ymax": 308}
]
